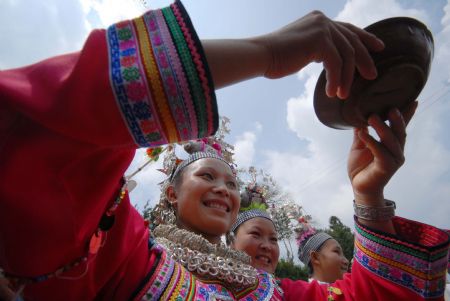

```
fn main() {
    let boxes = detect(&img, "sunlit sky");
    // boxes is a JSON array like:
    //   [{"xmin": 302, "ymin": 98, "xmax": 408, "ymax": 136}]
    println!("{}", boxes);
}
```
[{"xmin": 2, "ymin": 0, "xmax": 449, "ymax": 231}]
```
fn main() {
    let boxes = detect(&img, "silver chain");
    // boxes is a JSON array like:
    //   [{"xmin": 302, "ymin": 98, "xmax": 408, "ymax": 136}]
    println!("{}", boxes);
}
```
[{"xmin": 154, "ymin": 225, "xmax": 258, "ymax": 288}]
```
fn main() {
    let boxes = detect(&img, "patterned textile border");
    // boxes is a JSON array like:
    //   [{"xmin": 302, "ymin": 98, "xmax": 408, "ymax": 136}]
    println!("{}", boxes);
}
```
[
  {"xmin": 107, "ymin": 20, "xmax": 166, "ymax": 146},
  {"xmin": 161, "ymin": 6, "xmax": 208, "ymax": 139},
  {"xmin": 133, "ymin": 15, "xmax": 178, "ymax": 143},
  {"xmin": 107, "ymin": 1, "xmax": 218, "ymax": 147},
  {"xmin": 143, "ymin": 10, "xmax": 191, "ymax": 142},
  {"xmin": 134, "ymin": 243, "xmax": 283, "ymax": 300},
  {"xmin": 153, "ymin": 9, "xmax": 197, "ymax": 140},
  {"xmin": 354, "ymin": 217, "xmax": 449, "ymax": 299},
  {"xmin": 171, "ymin": 0, "xmax": 218, "ymax": 136},
  {"xmin": 356, "ymin": 229, "xmax": 448, "ymax": 277}
]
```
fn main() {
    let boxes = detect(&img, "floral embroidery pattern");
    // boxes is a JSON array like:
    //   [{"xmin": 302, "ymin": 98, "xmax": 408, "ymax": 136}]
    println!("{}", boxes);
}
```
[
  {"xmin": 354, "ymin": 221, "xmax": 448, "ymax": 298},
  {"xmin": 135, "ymin": 244, "xmax": 282, "ymax": 301},
  {"xmin": 107, "ymin": 1, "xmax": 218, "ymax": 147},
  {"xmin": 107, "ymin": 20, "xmax": 166, "ymax": 146}
]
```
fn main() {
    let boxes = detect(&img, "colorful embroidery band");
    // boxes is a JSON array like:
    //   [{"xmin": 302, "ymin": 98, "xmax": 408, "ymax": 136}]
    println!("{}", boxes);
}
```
[
  {"xmin": 354, "ymin": 218, "xmax": 448, "ymax": 298},
  {"xmin": 171, "ymin": 1, "xmax": 218, "ymax": 136},
  {"xmin": 107, "ymin": 20, "xmax": 167, "ymax": 146},
  {"xmin": 162, "ymin": 6, "xmax": 209, "ymax": 138},
  {"xmin": 154, "ymin": 9, "xmax": 198, "ymax": 140},
  {"xmin": 133, "ymin": 16, "xmax": 179, "ymax": 143},
  {"xmin": 144, "ymin": 10, "xmax": 193, "ymax": 142},
  {"xmin": 107, "ymin": 0, "xmax": 218, "ymax": 146},
  {"xmin": 134, "ymin": 242, "xmax": 282, "ymax": 300}
]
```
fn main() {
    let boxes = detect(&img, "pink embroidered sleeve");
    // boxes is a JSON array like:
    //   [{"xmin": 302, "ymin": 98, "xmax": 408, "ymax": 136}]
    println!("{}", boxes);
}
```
[
  {"xmin": 0, "ymin": 2, "xmax": 219, "ymax": 300},
  {"xmin": 0, "ymin": 0, "xmax": 218, "ymax": 148},
  {"xmin": 281, "ymin": 216, "xmax": 449, "ymax": 301}
]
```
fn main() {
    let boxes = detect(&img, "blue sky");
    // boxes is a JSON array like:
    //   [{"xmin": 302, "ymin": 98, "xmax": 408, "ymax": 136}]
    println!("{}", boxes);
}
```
[{"xmin": 2, "ymin": 0, "xmax": 449, "ymax": 231}]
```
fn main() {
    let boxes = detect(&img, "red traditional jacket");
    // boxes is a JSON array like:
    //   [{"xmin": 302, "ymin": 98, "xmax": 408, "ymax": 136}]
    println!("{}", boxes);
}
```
[
  {"xmin": 281, "ymin": 217, "xmax": 449, "ymax": 301},
  {"xmin": 0, "ymin": 1, "xmax": 448, "ymax": 300}
]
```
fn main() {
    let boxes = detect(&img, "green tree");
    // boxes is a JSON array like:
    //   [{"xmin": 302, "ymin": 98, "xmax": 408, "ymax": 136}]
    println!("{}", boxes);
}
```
[
  {"xmin": 274, "ymin": 258, "xmax": 308, "ymax": 280},
  {"xmin": 325, "ymin": 216, "xmax": 354, "ymax": 262}
]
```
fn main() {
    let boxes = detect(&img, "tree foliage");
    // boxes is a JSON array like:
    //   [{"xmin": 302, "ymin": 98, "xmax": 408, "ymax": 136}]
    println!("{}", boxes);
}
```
[
  {"xmin": 275, "ymin": 258, "xmax": 308, "ymax": 280},
  {"xmin": 325, "ymin": 216, "xmax": 354, "ymax": 262}
]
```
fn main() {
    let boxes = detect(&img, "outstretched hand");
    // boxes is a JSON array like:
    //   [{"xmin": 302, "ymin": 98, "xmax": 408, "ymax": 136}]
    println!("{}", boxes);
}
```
[
  {"xmin": 348, "ymin": 101, "xmax": 418, "ymax": 205},
  {"xmin": 204, "ymin": 11, "xmax": 383, "ymax": 93},
  {"xmin": 259, "ymin": 11, "xmax": 385, "ymax": 99}
]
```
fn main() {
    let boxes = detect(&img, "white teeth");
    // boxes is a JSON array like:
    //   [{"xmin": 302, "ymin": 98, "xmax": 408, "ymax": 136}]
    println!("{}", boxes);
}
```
[
  {"xmin": 205, "ymin": 201, "xmax": 228, "ymax": 211},
  {"xmin": 256, "ymin": 256, "xmax": 270, "ymax": 264}
]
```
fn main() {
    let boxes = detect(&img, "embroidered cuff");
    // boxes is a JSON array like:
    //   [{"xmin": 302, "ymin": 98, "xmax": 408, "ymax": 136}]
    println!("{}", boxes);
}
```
[
  {"xmin": 107, "ymin": 0, "xmax": 218, "ymax": 147},
  {"xmin": 354, "ymin": 216, "xmax": 449, "ymax": 299}
]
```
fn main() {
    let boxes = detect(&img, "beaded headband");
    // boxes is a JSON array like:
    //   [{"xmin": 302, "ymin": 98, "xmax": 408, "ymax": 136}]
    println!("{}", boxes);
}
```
[
  {"xmin": 231, "ymin": 208, "xmax": 273, "ymax": 233},
  {"xmin": 169, "ymin": 149, "xmax": 233, "ymax": 183},
  {"xmin": 295, "ymin": 217, "xmax": 332, "ymax": 266},
  {"xmin": 297, "ymin": 232, "xmax": 332, "ymax": 266}
]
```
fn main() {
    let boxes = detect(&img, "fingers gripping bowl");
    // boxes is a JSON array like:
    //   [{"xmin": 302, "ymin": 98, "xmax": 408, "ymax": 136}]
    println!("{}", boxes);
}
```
[{"xmin": 314, "ymin": 17, "xmax": 434, "ymax": 129}]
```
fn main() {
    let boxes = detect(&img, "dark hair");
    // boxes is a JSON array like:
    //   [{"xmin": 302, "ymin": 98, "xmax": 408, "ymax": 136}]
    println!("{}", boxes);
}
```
[
  {"xmin": 307, "ymin": 262, "xmax": 314, "ymax": 276},
  {"xmin": 170, "ymin": 164, "xmax": 188, "ymax": 190},
  {"xmin": 305, "ymin": 240, "xmax": 328, "ymax": 276}
]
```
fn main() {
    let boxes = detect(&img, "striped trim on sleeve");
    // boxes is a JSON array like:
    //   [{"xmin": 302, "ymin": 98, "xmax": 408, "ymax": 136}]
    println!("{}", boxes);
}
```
[
  {"xmin": 107, "ymin": 0, "xmax": 218, "ymax": 147},
  {"xmin": 354, "ymin": 216, "xmax": 449, "ymax": 299}
]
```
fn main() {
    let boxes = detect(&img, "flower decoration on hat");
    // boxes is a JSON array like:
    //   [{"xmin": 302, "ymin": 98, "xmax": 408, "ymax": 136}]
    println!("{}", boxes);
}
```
[
  {"xmin": 146, "ymin": 147, "xmax": 163, "ymax": 161},
  {"xmin": 233, "ymin": 167, "xmax": 297, "ymax": 230},
  {"xmin": 294, "ymin": 213, "xmax": 333, "ymax": 266},
  {"xmin": 294, "ymin": 215, "xmax": 316, "ymax": 247}
]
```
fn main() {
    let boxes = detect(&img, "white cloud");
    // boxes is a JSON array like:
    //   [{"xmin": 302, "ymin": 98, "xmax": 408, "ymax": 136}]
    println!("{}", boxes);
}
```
[
  {"xmin": 270, "ymin": 0, "xmax": 450, "ymax": 229},
  {"xmin": 436, "ymin": 1, "xmax": 450, "ymax": 84},
  {"xmin": 443, "ymin": 1, "xmax": 450, "ymax": 33},
  {"xmin": 230, "ymin": 122, "xmax": 263, "ymax": 168},
  {"xmin": 335, "ymin": 0, "xmax": 429, "ymax": 27},
  {"xmin": 234, "ymin": 131, "xmax": 258, "ymax": 168},
  {"xmin": 263, "ymin": 149, "xmax": 353, "ymax": 227},
  {"xmin": 288, "ymin": 63, "xmax": 351, "ymax": 158},
  {"xmin": 126, "ymin": 149, "xmax": 166, "ymax": 212},
  {"xmin": 80, "ymin": 0, "xmax": 145, "ymax": 28},
  {"xmin": 0, "ymin": 0, "xmax": 90, "ymax": 68},
  {"xmin": 0, "ymin": 0, "xmax": 149, "ymax": 69},
  {"xmin": 281, "ymin": 61, "xmax": 355, "ymax": 228},
  {"xmin": 254, "ymin": 121, "xmax": 263, "ymax": 132}
]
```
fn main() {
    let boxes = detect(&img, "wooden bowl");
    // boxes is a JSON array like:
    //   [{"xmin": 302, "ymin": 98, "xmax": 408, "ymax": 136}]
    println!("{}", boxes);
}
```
[{"xmin": 314, "ymin": 17, "xmax": 434, "ymax": 129}]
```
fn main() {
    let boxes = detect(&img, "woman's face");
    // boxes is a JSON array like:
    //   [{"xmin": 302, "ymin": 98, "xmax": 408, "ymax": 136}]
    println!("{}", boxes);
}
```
[
  {"xmin": 167, "ymin": 158, "xmax": 240, "ymax": 243},
  {"xmin": 313, "ymin": 239, "xmax": 349, "ymax": 282},
  {"xmin": 232, "ymin": 217, "xmax": 280, "ymax": 274}
]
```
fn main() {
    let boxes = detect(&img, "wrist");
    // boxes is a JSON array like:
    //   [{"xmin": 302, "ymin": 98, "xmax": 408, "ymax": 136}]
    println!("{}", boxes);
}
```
[
  {"xmin": 248, "ymin": 35, "xmax": 274, "ymax": 78},
  {"xmin": 353, "ymin": 199, "xmax": 396, "ymax": 221},
  {"xmin": 202, "ymin": 38, "xmax": 270, "ymax": 88},
  {"xmin": 353, "ymin": 190, "xmax": 385, "ymax": 206}
]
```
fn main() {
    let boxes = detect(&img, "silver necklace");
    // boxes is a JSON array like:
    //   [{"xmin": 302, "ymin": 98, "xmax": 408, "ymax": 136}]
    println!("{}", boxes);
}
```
[{"xmin": 153, "ymin": 224, "xmax": 258, "ymax": 288}]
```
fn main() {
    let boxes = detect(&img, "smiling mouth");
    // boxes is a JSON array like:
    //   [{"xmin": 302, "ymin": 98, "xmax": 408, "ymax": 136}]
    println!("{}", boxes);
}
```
[
  {"xmin": 203, "ymin": 200, "xmax": 230, "ymax": 212},
  {"xmin": 255, "ymin": 255, "xmax": 271, "ymax": 265}
]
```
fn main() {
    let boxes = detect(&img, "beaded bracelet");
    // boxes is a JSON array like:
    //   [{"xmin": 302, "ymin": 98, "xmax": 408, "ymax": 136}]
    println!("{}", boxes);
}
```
[{"xmin": 353, "ymin": 200, "xmax": 396, "ymax": 221}]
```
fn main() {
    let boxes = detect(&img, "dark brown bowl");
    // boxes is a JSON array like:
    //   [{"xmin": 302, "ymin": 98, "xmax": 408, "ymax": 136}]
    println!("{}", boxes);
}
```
[{"xmin": 314, "ymin": 17, "xmax": 434, "ymax": 129}]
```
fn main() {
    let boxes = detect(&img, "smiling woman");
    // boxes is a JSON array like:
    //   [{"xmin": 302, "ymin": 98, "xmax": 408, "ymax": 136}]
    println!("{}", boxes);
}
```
[
  {"xmin": 165, "ymin": 152, "xmax": 240, "ymax": 243},
  {"xmin": 148, "ymin": 143, "xmax": 276, "ymax": 291},
  {"xmin": 228, "ymin": 182, "xmax": 280, "ymax": 274}
]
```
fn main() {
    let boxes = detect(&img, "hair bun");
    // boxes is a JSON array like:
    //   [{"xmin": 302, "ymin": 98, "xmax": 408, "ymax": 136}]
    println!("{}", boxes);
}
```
[
  {"xmin": 183, "ymin": 139, "xmax": 222, "ymax": 156},
  {"xmin": 239, "ymin": 183, "xmax": 268, "ymax": 211},
  {"xmin": 183, "ymin": 141, "xmax": 203, "ymax": 154}
]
